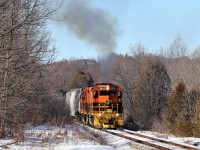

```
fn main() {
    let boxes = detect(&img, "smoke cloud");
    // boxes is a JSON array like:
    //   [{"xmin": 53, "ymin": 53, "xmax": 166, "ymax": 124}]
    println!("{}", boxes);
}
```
[
  {"xmin": 61, "ymin": 0, "xmax": 118, "ymax": 54},
  {"xmin": 99, "ymin": 53, "xmax": 118, "ymax": 82}
]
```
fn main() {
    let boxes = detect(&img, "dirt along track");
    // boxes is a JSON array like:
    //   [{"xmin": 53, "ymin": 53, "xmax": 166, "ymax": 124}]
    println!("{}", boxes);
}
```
[{"xmin": 102, "ymin": 129, "xmax": 199, "ymax": 150}]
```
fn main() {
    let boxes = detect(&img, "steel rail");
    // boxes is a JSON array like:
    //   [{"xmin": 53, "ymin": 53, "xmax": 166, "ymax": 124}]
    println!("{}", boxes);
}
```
[{"xmin": 121, "ymin": 129, "xmax": 199, "ymax": 150}]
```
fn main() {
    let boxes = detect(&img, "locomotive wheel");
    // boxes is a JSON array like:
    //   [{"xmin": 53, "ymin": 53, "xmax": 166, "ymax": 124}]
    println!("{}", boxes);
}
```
[
  {"xmin": 99, "ymin": 122, "xmax": 103, "ymax": 129},
  {"xmin": 85, "ymin": 114, "xmax": 89, "ymax": 125},
  {"xmin": 88, "ymin": 115, "xmax": 94, "ymax": 126},
  {"xmin": 81, "ymin": 114, "xmax": 86, "ymax": 124}
]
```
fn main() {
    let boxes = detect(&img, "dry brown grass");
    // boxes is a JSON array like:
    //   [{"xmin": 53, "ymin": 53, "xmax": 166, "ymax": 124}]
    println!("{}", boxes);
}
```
[
  {"xmin": 14, "ymin": 124, "xmax": 25, "ymax": 145},
  {"xmin": 151, "ymin": 119, "xmax": 169, "ymax": 134}
]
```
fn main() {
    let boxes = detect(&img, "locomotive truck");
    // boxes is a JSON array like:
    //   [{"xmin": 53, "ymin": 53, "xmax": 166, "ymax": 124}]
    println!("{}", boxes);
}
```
[{"xmin": 66, "ymin": 83, "xmax": 124, "ymax": 128}]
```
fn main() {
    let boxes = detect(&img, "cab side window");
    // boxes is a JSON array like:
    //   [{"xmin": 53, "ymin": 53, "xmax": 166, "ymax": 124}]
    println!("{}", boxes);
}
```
[
  {"xmin": 82, "ymin": 92, "xmax": 86, "ymax": 100},
  {"xmin": 94, "ymin": 91, "xmax": 98, "ymax": 98}
]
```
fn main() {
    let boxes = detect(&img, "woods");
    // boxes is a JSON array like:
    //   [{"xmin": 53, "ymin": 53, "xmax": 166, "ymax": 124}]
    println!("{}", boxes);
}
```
[{"xmin": 0, "ymin": 0, "xmax": 64, "ymax": 138}]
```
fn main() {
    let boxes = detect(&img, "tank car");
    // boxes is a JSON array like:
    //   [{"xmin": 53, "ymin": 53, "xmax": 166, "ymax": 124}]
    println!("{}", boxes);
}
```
[{"xmin": 65, "ymin": 88, "xmax": 82, "ymax": 117}]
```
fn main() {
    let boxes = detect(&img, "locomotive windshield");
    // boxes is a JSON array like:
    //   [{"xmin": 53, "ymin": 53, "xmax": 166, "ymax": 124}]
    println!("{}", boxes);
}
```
[
  {"xmin": 100, "ymin": 91, "xmax": 116, "ymax": 96},
  {"xmin": 117, "ymin": 91, "xmax": 122, "ymax": 98}
]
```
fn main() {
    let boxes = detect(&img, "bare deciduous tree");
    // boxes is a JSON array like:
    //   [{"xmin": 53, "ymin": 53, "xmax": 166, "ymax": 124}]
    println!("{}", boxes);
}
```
[
  {"xmin": 134, "ymin": 57, "xmax": 171, "ymax": 130},
  {"xmin": 111, "ymin": 43, "xmax": 148, "ymax": 130},
  {"xmin": 167, "ymin": 36, "xmax": 187, "ymax": 58},
  {"xmin": 0, "ymin": 0, "xmax": 59, "ymax": 138}
]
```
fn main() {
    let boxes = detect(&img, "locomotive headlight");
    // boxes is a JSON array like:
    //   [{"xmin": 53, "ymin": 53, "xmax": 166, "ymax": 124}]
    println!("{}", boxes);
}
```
[
  {"xmin": 106, "ymin": 85, "xmax": 109, "ymax": 90},
  {"xmin": 116, "ymin": 113, "xmax": 119, "ymax": 117}
]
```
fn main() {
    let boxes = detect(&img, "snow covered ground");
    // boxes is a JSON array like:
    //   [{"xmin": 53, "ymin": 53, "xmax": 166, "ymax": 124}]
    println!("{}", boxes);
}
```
[{"xmin": 0, "ymin": 124, "xmax": 200, "ymax": 150}]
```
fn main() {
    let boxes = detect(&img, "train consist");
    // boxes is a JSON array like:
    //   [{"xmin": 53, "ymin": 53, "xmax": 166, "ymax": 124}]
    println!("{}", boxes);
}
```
[{"xmin": 66, "ymin": 83, "xmax": 124, "ymax": 128}]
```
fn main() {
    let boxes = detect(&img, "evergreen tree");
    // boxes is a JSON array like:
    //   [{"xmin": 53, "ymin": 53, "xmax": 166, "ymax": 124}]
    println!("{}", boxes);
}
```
[
  {"xmin": 69, "ymin": 71, "xmax": 94, "ymax": 89},
  {"xmin": 164, "ymin": 81, "xmax": 188, "ymax": 136}
]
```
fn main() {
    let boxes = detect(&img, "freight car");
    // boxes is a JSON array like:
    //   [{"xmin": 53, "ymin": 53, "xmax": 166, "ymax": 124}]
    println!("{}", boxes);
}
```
[
  {"xmin": 66, "ymin": 83, "xmax": 124, "ymax": 129},
  {"xmin": 66, "ymin": 88, "xmax": 82, "ymax": 116}
]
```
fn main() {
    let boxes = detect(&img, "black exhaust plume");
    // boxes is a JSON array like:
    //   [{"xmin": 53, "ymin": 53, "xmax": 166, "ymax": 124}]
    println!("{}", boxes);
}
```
[{"xmin": 61, "ymin": 0, "xmax": 118, "ymax": 54}]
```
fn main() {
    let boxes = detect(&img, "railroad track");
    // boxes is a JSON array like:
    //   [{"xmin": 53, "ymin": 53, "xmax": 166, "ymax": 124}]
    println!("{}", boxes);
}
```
[
  {"xmin": 74, "ymin": 121, "xmax": 199, "ymax": 150},
  {"xmin": 102, "ymin": 129, "xmax": 199, "ymax": 150}
]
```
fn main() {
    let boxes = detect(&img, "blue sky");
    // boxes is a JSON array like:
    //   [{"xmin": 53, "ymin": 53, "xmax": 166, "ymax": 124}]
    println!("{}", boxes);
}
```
[{"xmin": 48, "ymin": 0, "xmax": 200, "ymax": 60}]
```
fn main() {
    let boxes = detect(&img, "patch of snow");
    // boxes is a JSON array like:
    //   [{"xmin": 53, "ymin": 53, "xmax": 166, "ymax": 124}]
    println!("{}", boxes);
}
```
[
  {"xmin": 54, "ymin": 144, "xmax": 114, "ymax": 150},
  {"xmin": 0, "ymin": 124, "xmax": 200, "ymax": 150},
  {"xmin": 137, "ymin": 130, "xmax": 200, "ymax": 148}
]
